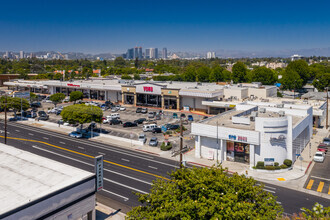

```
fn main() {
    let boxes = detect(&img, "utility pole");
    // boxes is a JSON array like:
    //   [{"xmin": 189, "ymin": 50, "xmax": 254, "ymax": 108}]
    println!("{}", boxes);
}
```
[
  {"xmin": 179, "ymin": 117, "xmax": 183, "ymax": 168},
  {"xmin": 216, "ymin": 120, "xmax": 219, "ymax": 165},
  {"xmin": 326, "ymin": 87, "xmax": 329, "ymax": 129},
  {"xmin": 4, "ymin": 95, "xmax": 7, "ymax": 144}
]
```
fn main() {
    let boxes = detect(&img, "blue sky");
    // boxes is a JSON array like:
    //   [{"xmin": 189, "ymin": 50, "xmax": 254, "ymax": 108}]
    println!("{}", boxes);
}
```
[{"xmin": 0, "ymin": 0, "xmax": 329, "ymax": 54}]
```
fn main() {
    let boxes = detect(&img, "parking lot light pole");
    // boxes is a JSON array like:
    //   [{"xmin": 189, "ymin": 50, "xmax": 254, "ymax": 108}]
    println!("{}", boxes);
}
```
[{"xmin": 4, "ymin": 95, "xmax": 7, "ymax": 144}]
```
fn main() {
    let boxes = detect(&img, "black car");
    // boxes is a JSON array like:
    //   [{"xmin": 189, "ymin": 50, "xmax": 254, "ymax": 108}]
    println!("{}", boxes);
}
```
[
  {"xmin": 109, "ymin": 119, "xmax": 122, "ymax": 125},
  {"xmin": 134, "ymin": 118, "xmax": 147, "ymax": 124},
  {"xmin": 136, "ymin": 108, "xmax": 142, "ymax": 113},
  {"xmin": 30, "ymin": 102, "xmax": 42, "ymax": 108},
  {"xmin": 38, "ymin": 111, "xmax": 47, "ymax": 117},
  {"xmin": 169, "ymin": 124, "xmax": 180, "ymax": 130},
  {"xmin": 152, "ymin": 127, "xmax": 162, "ymax": 133},
  {"xmin": 123, "ymin": 122, "xmax": 137, "ymax": 127},
  {"xmin": 87, "ymin": 122, "xmax": 97, "ymax": 130},
  {"xmin": 93, "ymin": 128, "xmax": 110, "ymax": 134},
  {"xmin": 38, "ymin": 115, "xmax": 49, "ymax": 121},
  {"xmin": 56, "ymin": 109, "xmax": 62, "ymax": 115},
  {"xmin": 180, "ymin": 113, "xmax": 186, "ymax": 118},
  {"xmin": 203, "ymin": 116, "xmax": 209, "ymax": 120},
  {"xmin": 141, "ymin": 108, "xmax": 148, "ymax": 114}
]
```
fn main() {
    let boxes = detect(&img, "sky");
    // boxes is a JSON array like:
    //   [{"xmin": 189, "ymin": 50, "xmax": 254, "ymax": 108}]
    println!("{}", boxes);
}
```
[{"xmin": 0, "ymin": 0, "xmax": 329, "ymax": 54}]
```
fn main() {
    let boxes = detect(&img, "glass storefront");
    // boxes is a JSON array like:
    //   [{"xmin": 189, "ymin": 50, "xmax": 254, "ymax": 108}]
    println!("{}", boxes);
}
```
[
  {"xmin": 124, "ymin": 93, "xmax": 134, "ymax": 104},
  {"xmin": 136, "ymin": 94, "xmax": 161, "ymax": 107},
  {"xmin": 226, "ymin": 141, "xmax": 250, "ymax": 164},
  {"xmin": 163, "ymin": 96, "xmax": 177, "ymax": 109}
]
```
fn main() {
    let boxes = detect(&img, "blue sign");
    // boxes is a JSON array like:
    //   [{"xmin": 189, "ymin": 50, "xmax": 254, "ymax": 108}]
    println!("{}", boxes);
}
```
[
  {"xmin": 229, "ymin": 135, "xmax": 236, "ymax": 140},
  {"xmin": 264, "ymin": 158, "xmax": 275, "ymax": 162},
  {"xmin": 161, "ymin": 125, "xmax": 167, "ymax": 132},
  {"xmin": 295, "ymin": 154, "xmax": 301, "ymax": 157}
]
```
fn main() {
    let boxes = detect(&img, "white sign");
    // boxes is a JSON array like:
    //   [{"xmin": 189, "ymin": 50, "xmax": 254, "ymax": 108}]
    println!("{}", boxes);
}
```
[
  {"xmin": 13, "ymin": 91, "xmax": 30, "ymax": 99},
  {"xmin": 135, "ymin": 83, "xmax": 163, "ymax": 95},
  {"xmin": 94, "ymin": 155, "xmax": 103, "ymax": 191}
]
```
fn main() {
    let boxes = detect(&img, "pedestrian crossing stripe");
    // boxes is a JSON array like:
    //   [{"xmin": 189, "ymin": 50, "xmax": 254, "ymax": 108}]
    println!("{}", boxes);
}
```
[
  {"xmin": 317, "ymin": 182, "xmax": 324, "ymax": 192},
  {"xmin": 306, "ymin": 179, "xmax": 314, "ymax": 190}
]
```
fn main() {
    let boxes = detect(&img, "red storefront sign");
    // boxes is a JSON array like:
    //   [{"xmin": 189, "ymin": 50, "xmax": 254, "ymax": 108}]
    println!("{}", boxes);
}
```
[
  {"xmin": 67, "ymin": 83, "xmax": 80, "ymax": 87},
  {"xmin": 143, "ymin": 86, "xmax": 153, "ymax": 92}
]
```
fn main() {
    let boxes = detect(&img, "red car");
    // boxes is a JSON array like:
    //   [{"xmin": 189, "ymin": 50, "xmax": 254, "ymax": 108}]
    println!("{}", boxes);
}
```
[{"xmin": 317, "ymin": 147, "xmax": 327, "ymax": 153}]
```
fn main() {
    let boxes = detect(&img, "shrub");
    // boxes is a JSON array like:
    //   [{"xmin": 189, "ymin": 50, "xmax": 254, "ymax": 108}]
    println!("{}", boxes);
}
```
[
  {"xmin": 256, "ymin": 161, "xmax": 265, "ymax": 169},
  {"xmin": 275, "ymin": 166, "xmax": 281, "ymax": 170},
  {"xmin": 274, "ymin": 162, "xmax": 279, "ymax": 166},
  {"xmin": 160, "ymin": 142, "xmax": 172, "ymax": 151},
  {"xmin": 283, "ymin": 159, "xmax": 292, "ymax": 167},
  {"xmin": 175, "ymin": 125, "xmax": 187, "ymax": 133},
  {"xmin": 265, "ymin": 166, "xmax": 276, "ymax": 170},
  {"xmin": 252, "ymin": 166, "xmax": 256, "ymax": 169},
  {"xmin": 165, "ymin": 130, "xmax": 172, "ymax": 135},
  {"xmin": 280, "ymin": 164, "xmax": 288, "ymax": 169}
]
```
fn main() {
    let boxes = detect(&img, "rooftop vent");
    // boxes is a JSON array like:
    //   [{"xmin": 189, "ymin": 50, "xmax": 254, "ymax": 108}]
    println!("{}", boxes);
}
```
[
  {"xmin": 276, "ymin": 104, "xmax": 284, "ymax": 108},
  {"xmin": 259, "ymin": 108, "xmax": 266, "ymax": 113},
  {"xmin": 250, "ymin": 116, "xmax": 255, "ymax": 121},
  {"xmin": 279, "ymin": 111, "xmax": 285, "ymax": 116},
  {"xmin": 251, "ymin": 111, "xmax": 258, "ymax": 117}
]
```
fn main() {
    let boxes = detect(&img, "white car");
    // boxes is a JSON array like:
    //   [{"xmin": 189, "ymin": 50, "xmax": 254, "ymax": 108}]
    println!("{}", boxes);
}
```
[
  {"xmin": 120, "ymin": 106, "xmax": 126, "ymax": 111},
  {"xmin": 48, "ymin": 108, "xmax": 58, "ymax": 114},
  {"xmin": 314, "ymin": 152, "xmax": 325, "ymax": 163}
]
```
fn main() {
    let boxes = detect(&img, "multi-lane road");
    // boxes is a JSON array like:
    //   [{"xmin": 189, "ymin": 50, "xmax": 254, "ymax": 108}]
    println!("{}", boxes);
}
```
[{"xmin": 0, "ymin": 121, "xmax": 329, "ymax": 215}]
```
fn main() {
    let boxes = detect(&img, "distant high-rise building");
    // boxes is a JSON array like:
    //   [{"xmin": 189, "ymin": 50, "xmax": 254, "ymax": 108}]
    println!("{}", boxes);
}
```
[
  {"xmin": 162, "ymin": 48, "xmax": 167, "ymax": 59},
  {"xmin": 19, "ymin": 51, "xmax": 24, "ymax": 59},
  {"xmin": 207, "ymin": 52, "xmax": 216, "ymax": 59},
  {"xmin": 291, "ymin": 54, "xmax": 302, "ymax": 61},
  {"xmin": 145, "ymin": 48, "xmax": 151, "ymax": 59},
  {"xmin": 138, "ymin": 47, "xmax": 143, "ymax": 59},
  {"xmin": 126, "ymin": 48, "xmax": 134, "ymax": 59},
  {"xmin": 126, "ymin": 47, "xmax": 142, "ymax": 59},
  {"xmin": 155, "ymin": 48, "xmax": 158, "ymax": 59},
  {"xmin": 134, "ymin": 47, "xmax": 139, "ymax": 59}
]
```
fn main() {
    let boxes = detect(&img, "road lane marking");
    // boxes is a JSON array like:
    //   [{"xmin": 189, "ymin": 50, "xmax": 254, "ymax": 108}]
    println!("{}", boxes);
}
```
[
  {"xmin": 98, "ymin": 152, "xmax": 106, "ymax": 155},
  {"xmin": 263, "ymin": 189, "xmax": 276, "ymax": 194},
  {"xmin": 60, "ymin": 141, "xmax": 66, "ymax": 145},
  {"xmin": 104, "ymin": 178, "xmax": 148, "ymax": 194},
  {"xmin": 43, "ymin": 137, "xmax": 49, "ymax": 140},
  {"xmin": 102, "ymin": 189, "xmax": 129, "ymax": 201},
  {"xmin": 78, "ymin": 146, "xmax": 84, "ymax": 149},
  {"xmin": 2, "ymin": 135, "xmax": 170, "ymax": 181},
  {"xmin": 121, "ymin": 158, "xmax": 130, "ymax": 162},
  {"xmin": 32, "ymin": 145, "xmax": 152, "ymax": 185},
  {"xmin": 262, "ymin": 185, "xmax": 276, "ymax": 190},
  {"xmin": 28, "ymin": 133, "xmax": 34, "ymax": 136},
  {"xmin": 15, "ymin": 130, "xmax": 20, "ymax": 132},
  {"xmin": 317, "ymin": 182, "xmax": 324, "ymax": 192},
  {"xmin": 148, "ymin": 166, "xmax": 158, "ymax": 170},
  {"xmin": 306, "ymin": 179, "xmax": 314, "ymax": 190},
  {"xmin": 311, "ymin": 176, "xmax": 330, "ymax": 181},
  {"xmin": 328, "ymin": 186, "xmax": 330, "ymax": 195}
]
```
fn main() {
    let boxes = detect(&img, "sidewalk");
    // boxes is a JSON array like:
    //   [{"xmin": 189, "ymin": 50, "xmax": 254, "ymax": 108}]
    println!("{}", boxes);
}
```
[{"xmin": 96, "ymin": 203, "xmax": 126, "ymax": 220}]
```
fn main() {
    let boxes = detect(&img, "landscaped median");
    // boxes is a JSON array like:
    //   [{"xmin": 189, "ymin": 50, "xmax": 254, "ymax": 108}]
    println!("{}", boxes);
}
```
[{"xmin": 252, "ymin": 159, "xmax": 293, "ymax": 172}]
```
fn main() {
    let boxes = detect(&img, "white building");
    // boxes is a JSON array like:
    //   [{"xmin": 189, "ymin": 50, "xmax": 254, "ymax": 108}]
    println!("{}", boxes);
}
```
[
  {"xmin": 206, "ymin": 52, "xmax": 216, "ymax": 59},
  {"xmin": 0, "ymin": 144, "xmax": 96, "ymax": 220},
  {"xmin": 192, "ymin": 101, "xmax": 313, "ymax": 167},
  {"xmin": 291, "ymin": 54, "xmax": 302, "ymax": 61}
]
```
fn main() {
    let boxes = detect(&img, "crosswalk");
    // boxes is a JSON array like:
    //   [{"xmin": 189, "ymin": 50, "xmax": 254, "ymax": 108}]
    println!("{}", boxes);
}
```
[{"xmin": 305, "ymin": 178, "xmax": 330, "ymax": 194}]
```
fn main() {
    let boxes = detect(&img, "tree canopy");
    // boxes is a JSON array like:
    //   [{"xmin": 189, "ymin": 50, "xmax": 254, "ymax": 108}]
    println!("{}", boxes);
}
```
[
  {"xmin": 127, "ymin": 166, "xmax": 283, "ymax": 219},
  {"xmin": 69, "ymin": 91, "xmax": 83, "ymax": 103},
  {"xmin": 61, "ymin": 104, "xmax": 103, "ymax": 124},
  {"xmin": 286, "ymin": 60, "xmax": 310, "ymax": 85},
  {"xmin": 49, "ymin": 93, "xmax": 66, "ymax": 107},
  {"xmin": 0, "ymin": 96, "xmax": 29, "ymax": 114},
  {"xmin": 251, "ymin": 66, "xmax": 277, "ymax": 85},
  {"xmin": 232, "ymin": 62, "xmax": 247, "ymax": 83},
  {"xmin": 280, "ymin": 69, "xmax": 304, "ymax": 91}
]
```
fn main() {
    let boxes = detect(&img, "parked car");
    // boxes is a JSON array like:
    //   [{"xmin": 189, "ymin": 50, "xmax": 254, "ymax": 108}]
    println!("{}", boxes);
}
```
[
  {"xmin": 69, "ymin": 131, "xmax": 83, "ymax": 138},
  {"xmin": 323, "ymin": 138, "xmax": 330, "ymax": 146},
  {"xmin": 180, "ymin": 113, "xmax": 186, "ymax": 118},
  {"xmin": 109, "ymin": 119, "xmax": 122, "ymax": 125},
  {"xmin": 173, "ymin": 113, "xmax": 178, "ymax": 118},
  {"xmin": 30, "ymin": 102, "xmax": 42, "ymax": 108},
  {"xmin": 148, "ymin": 112, "xmax": 155, "ymax": 118},
  {"xmin": 141, "ymin": 108, "xmax": 148, "ymax": 114},
  {"xmin": 38, "ymin": 111, "xmax": 47, "ymax": 116},
  {"xmin": 317, "ymin": 146, "xmax": 327, "ymax": 153},
  {"xmin": 149, "ymin": 137, "xmax": 158, "ymax": 146},
  {"xmin": 143, "ymin": 124, "xmax": 157, "ymax": 132},
  {"xmin": 123, "ymin": 122, "xmax": 137, "ymax": 127},
  {"xmin": 155, "ymin": 114, "xmax": 161, "ymax": 120},
  {"xmin": 152, "ymin": 127, "xmax": 162, "ymax": 133},
  {"xmin": 138, "ymin": 133, "xmax": 147, "ymax": 144},
  {"xmin": 38, "ymin": 115, "xmax": 49, "ymax": 121},
  {"xmin": 168, "ymin": 124, "xmax": 180, "ymax": 130},
  {"xmin": 203, "ymin": 116, "xmax": 209, "ymax": 120},
  {"xmin": 136, "ymin": 108, "xmax": 142, "ymax": 113},
  {"xmin": 93, "ymin": 128, "xmax": 109, "ymax": 134},
  {"xmin": 9, "ymin": 117, "xmax": 18, "ymax": 121},
  {"xmin": 56, "ymin": 109, "xmax": 62, "ymax": 115},
  {"xmin": 120, "ymin": 106, "xmax": 126, "ymax": 111},
  {"xmin": 87, "ymin": 122, "xmax": 97, "ymax": 130},
  {"xmin": 314, "ymin": 151, "xmax": 325, "ymax": 162},
  {"xmin": 134, "ymin": 118, "xmax": 147, "ymax": 124},
  {"xmin": 188, "ymin": 115, "xmax": 194, "ymax": 121},
  {"xmin": 111, "ymin": 107, "xmax": 118, "ymax": 112},
  {"xmin": 109, "ymin": 113, "xmax": 120, "ymax": 119}
]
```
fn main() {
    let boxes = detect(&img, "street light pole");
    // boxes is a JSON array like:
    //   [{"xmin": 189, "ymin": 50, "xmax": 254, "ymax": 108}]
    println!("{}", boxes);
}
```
[
  {"xmin": 179, "ymin": 117, "xmax": 183, "ymax": 168},
  {"xmin": 4, "ymin": 95, "xmax": 7, "ymax": 144}
]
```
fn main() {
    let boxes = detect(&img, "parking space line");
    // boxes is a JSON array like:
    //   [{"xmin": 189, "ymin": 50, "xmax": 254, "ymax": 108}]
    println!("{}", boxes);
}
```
[
  {"xmin": 102, "ymin": 189, "xmax": 129, "ymax": 201},
  {"xmin": 78, "ymin": 146, "xmax": 84, "ymax": 149},
  {"xmin": 306, "ymin": 179, "xmax": 314, "ymax": 190},
  {"xmin": 43, "ymin": 137, "xmax": 49, "ymax": 140},
  {"xmin": 15, "ymin": 130, "xmax": 20, "ymax": 132},
  {"xmin": 121, "ymin": 158, "xmax": 130, "ymax": 162},
  {"xmin": 317, "ymin": 182, "xmax": 324, "ymax": 192},
  {"xmin": 98, "ymin": 152, "xmax": 106, "ymax": 155},
  {"xmin": 28, "ymin": 133, "xmax": 34, "ymax": 136},
  {"xmin": 60, "ymin": 141, "xmax": 66, "ymax": 144},
  {"xmin": 311, "ymin": 176, "xmax": 330, "ymax": 181}
]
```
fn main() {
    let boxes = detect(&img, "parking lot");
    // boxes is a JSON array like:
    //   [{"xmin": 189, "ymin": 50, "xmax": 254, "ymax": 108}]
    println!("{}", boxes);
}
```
[{"xmin": 31, "ymin": 101, "xmax": 205, "ymax": 150}]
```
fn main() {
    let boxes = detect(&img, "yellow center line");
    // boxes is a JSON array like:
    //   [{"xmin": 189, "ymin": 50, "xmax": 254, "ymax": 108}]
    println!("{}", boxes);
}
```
[
  {"xmin": 0, "ymin": 135, "xmax": 170, "ymax": 181},
  {"xmin": 317, "ymin": 182, "xmax": 324, "ymax": 192},
  {"xmin": 328, "ymin": 186, "xmax": 330, "ymax": 195},
  {"xmin": 306, "ymin": 179, "xmax": 314, "ymax": 190}
]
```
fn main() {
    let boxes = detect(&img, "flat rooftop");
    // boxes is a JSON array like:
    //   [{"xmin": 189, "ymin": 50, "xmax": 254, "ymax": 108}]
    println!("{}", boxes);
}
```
[{"xmin": 0, "ymin": 144, "xmax": 94, "ymax": 215}]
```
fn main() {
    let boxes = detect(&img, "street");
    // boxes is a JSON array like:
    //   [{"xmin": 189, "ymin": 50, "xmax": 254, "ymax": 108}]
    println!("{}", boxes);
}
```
[{"xmin": 0, "ymin": 121, "xmax": 329, "ymax": 215}]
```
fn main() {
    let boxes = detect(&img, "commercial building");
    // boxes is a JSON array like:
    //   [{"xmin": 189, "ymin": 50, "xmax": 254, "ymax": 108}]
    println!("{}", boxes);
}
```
[
  {"xmin": 192, "ymin": 100, "xmax": 314, "ymax": 167},
  {"xmin": 0, "ymin": 144, "xmax": 96, "ymax": 220},
  {"xmin": 206, "ymin": 52, "xmax": 216, "ymax": 59},
  {"xmin": 146, "ymin": 48, "xmax": 158, "ymax": 59}
]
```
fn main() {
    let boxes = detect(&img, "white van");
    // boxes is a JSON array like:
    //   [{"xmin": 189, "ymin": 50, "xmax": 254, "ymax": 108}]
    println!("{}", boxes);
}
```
[
  {"xmin": 110, "ymin": 113, "xmax": 120, "ymax": 119},
  {"xmin": 143, "ymin": 124, "xmax": 157, "ymax": 132}
]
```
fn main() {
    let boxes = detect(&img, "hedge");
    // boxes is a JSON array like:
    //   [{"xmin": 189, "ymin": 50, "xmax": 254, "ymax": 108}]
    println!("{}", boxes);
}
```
[
  {"xmin": 161, "ymin": 142, "xmax": 172, "ymax": 151},
  {"xmin": 280, "ymin": 164, "xmax": 288, "ymax": 169},
  {"xmin": 283, "ymin": 159, "xmax": 292, "ymax": 167}
]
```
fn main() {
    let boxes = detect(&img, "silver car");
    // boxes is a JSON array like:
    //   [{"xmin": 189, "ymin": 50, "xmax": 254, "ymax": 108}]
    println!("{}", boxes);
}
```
[{"xmin": 149, "ymin": 137, "xmax": 158, "ymax": 146}]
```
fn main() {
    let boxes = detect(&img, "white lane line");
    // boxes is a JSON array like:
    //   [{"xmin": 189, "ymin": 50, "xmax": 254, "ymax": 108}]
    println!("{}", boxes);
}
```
[
  {"xmin": 310, "ymin": 176, "xmax": 330, "ymax": 181},
  {"xmin": 104, "ymin": 178, "xmax": 148, "ymax": 194},
  {"xmin": 15, "ymin": 130, "xmax": 20, "ymax": 132},
  {"xmin": 28, "ymin": 133, "xmax": 34, "ymax": 136},
  {"xmin": 256, "ymin": 184, "xmax": 276, "ymax": 190},
  {"xmin": 148, "ymin": 166, "xmax": 158, "ymax": 170},
  {"xmin": 276, "ymin": 201, "xmax": 282, "ymax": 204},
  {"xmin": 43, "ymin": 137, "xmax": 49, "ymax": 140},
  {"xmin": 32, "ymin": 145, "xmax": 152, "ymax": 186},
  {"xmin": 7, "ymin": 122, "xmax": 179, "ymax": 168},
  {"xmin": 121, "ymin": 158, "xmax": 130, "ymax": 162},
  {"xmin": 263, "ymin": 189, "xmax": 276, "ymax": 194},
  {"xmin": 60, "ymin": 141, "xmax": 66, "ymax": 145},
  {"xmin": 98, "ymin": 152, "xmax": 106, "ymax": 155},
  {"xmin": 78, "ymin": 146, "xmax": 84, "ymax": 149},
  {"xmin": 102, "ymin": 189, "xmax": 129, "ymax": 201}
]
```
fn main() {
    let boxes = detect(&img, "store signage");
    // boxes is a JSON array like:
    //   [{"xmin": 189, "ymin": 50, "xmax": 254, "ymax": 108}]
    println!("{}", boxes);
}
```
[
  {"xmin": 94, "ymin": 155, "xmax": 103, "ymax": 191},
  {"xmin": 168, "ymin": 91, "xmax": 172, "ymax": 94},
  {"xmin": 264, "ymin": 158, "xmax": 274, "ymax": 166},
  {"xmin": 143, "ymin": 86, "xmax": 153, "ymax": 92},
  {"xmin": 67, "ymin": 83, "xmax": 80, "ymax": 87},
  {"xmin": 228, "ymin": 135, "xmax": 247, "ymax": 142}
]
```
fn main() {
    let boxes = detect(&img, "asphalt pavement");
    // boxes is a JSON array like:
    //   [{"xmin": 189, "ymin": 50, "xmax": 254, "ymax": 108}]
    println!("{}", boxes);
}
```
[{"xmin": 0, "ymin": 121, "xmax": 329, "ymax": 215}]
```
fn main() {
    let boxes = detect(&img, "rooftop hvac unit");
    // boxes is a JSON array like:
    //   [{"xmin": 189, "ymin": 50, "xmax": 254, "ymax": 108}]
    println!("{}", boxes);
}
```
[
  {"xmin": 259, "ymin": 108, "xmax": 266, "ymax": 113},
  {"xmin": 250, "ymin": 116, "xmax": 255, "ymax": 121},
  {"xmin": 251, "ymin": 111, "xmax": 258, "ymax": 117},
  {"xmin": 279, "ymin": 111, "xmax": 285, "ymax": 116},
  {"xmin": 276, "ymin": 104, "xmax": 284, "ymax": 108}
]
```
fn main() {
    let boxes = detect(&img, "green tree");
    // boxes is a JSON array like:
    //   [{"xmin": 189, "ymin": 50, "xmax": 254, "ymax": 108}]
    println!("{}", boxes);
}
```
[
  {"xmin": 30, "ymin": 92, "xmax": 38, "ymax": 102},
  {"xmin": 301, "ymin": 203, "xmax": 330, "ymax": 219},
  {"xmin": 61, "ymin": 104, "xmax": 103, "ymax": 125},
  {"xmin": 181, "ymin": 66, "xmax": 196, "ymax": 82},
  {"xmin": 251, "ymin": 66, "xmax": 277, "ymax": 85},
  {"xmin": 280, "ymin": 69, "xmax": 303, "ymax": 91},
  {"xmin": 133, "ymin": 73, "xmax": 141, "ymax": 80},
  {"xmin": 121, "ymin": 74, "xmax": 132, "ymax": 80},
  {"xmin": 127, "ymin": 166, "xmax": 283, "ymax": 219},
  {"xmin": 286, "ymin": 60, "xmax": 310, "ymax": 85},
  {"xmin": 196, "ymin": 66, "xmax": 211, "ymax": 82},
  {"xmin": 222, "ymin": 69, "xmax": 232, "ymax": 81},
  {"xmin": 69, "ymin": 91, "xmax": 84, "ymax": 104},
  {"xmin": 313, "ymin": 72, "xmax": 330, "ymax": 91},
  {"xmin": 49, "ymin": 93, "xmax": 66, "ymax": 107},
  {"xmin": 0, "ymin": 96, "xmax": 29, "ymax": 116},
  {"xmin": 114, "ymin": 57, "xmax": 126, "ymax": 68},
  {"xmin": 232, "ymin": 62, "xmax": 247, "ymax": 83}
]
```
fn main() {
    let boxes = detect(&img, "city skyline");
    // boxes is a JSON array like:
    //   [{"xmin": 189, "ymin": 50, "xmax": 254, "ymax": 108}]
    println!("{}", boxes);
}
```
[{"xmin": 0, "ymin": 0, "xmax": 329, "ymax": 54}]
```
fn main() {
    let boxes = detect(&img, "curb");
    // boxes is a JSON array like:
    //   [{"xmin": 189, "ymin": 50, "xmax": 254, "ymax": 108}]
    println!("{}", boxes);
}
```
[
  {"xmin": 134, "ymin": 148, "xmax": 160, "ymax": 156},
  {"xmin": 304, "ymin": 161, "xmax": 313, "ymax": 174}
]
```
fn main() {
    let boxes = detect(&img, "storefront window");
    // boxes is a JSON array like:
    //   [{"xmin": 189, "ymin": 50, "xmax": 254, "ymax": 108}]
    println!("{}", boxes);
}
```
[{"xmin": 227, "ymin": 141, "xmax": 249, "ymax": 164}]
